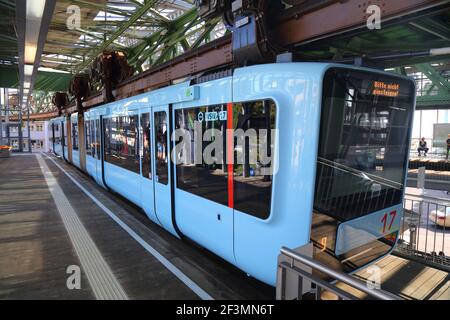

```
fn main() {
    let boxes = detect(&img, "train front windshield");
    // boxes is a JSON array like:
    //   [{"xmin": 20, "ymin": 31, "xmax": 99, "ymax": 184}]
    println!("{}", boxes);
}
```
[{"xmin": 311, "ymin": 67, "xmax": 415, "ymax": 274}]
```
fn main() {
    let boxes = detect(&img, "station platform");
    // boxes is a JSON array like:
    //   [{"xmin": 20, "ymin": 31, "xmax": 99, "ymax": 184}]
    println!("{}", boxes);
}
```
[
  {"xmin": 409, "ymin": 157, "xmax": 450, "ymax": 171},
  {"xmin": 0, "ymin": 153, "xmax": 449, "ymax": 300},
  {"xmin": 0, "ymin": 153, "xmax": 272, "ymax": 300},
  {"xmin": 335, "ymin": 254, "xmax": 450, "ymax": 300}
]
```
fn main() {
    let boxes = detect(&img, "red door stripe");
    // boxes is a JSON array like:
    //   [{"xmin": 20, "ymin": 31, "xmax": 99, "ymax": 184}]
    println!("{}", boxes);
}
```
[{"xmin": 227, "ymin": 103, "xmax": 234, "ymax": 209}]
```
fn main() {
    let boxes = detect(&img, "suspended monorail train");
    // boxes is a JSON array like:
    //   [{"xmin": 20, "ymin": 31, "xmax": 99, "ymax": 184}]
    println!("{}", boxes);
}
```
[{"xmin": 50, "ymin": 63, "xmax": 416, "ymax": 286}]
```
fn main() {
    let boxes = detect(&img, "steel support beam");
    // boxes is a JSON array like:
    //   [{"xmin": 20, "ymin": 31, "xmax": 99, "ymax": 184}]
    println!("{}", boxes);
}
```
[
  {"xmin": 62, "ymin": 35, "xmax": 233, "ymax": 113},
  {"xmin": 416, "ymin": 63, "xmax": 450, "ymax": 92},
  {"xmin": 416, "ymin": 94, "xmax": 450, "ymax": 108},
  {"xmin": 276, "ymin": 0, "xmax": 450, "ymax": 47},
  {"xmin": 75, "ymin": 0, "xmax": 159, "ymax": 72},
  {"xmin": 37, "ymin": 0, "xmax": 450, "ymax": 116}
]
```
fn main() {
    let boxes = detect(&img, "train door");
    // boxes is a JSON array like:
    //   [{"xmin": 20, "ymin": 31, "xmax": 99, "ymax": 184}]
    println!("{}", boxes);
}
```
[
  {"xmin": 93, "ymin": 118, "xmax": 100, "ymax": 185},
  {"xmin": 51, "ymin": 122, "xmax": 55, "ymax": 154},
  {"xmin": 89, "ymin": 118, "xmax": 98, "ymax": 180},
  {"xmin": 66, "ymin": 116, "xmax": 73, "ymax": 163},
  {"xmin": 152, "ymin": 105, "xmax": 177, "ymax": 236},
  {"xmin": 97, "ymin": 116, "xmax": 108, "ymax": 189},
  {"xmin": 139, "ymin": 107, "xmax": 158, "ymax": 225},
  {"xmin": 61, "ymin": 119, "xmax": 67, "ymax": 162},
  {"xmin": 84, "ymin": 116, "xmax": 97, "ymax": 182},
  {"xmin": 171, "ymin": 79, "xmax": 235, "ymax": 264}
]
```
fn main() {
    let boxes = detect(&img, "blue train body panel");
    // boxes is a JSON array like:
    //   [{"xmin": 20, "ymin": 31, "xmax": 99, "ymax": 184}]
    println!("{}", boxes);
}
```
[
  {"xmin": 71, "ymin": 150, "xmax": 80, "ymax": 168},
  {"xmin": 49, "ymin": 117, "xmax": 64, "ymax": 157},
  {"xmin": 54, "ymin": 142, "xmax": 62, "ymax": 157},
  {"xmin": 104, "ymin": 162, "xmax": 141, "ymax": 205},
  {"xmin": 70, "ymin": 114, "xmax": 80, "ymax": 169},
  {"xmin": 173, "ymin": 77, "xmax": 235, "ymax": 264},
  {"xmin": 52, "ymin": 63, "xmax": 415, "ymax": 287},
  {"xmin": 85, "ymin": 155, "xmax": 96, "ymax": 179},
  {"xmin": 231, "ymin": 63, "xmax": 327, "ymax": 285}
]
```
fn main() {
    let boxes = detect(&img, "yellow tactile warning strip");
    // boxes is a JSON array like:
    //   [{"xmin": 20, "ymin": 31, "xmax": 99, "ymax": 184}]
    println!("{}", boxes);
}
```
[{"xmin": 36, "ymin": 154, "xmax": 129, "ymax": 300}]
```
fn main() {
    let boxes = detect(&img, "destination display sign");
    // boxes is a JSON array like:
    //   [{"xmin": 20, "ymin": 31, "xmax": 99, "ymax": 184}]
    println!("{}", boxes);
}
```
[{"xmin": 371, "ymin": 81, "xmax": 400, "ymax": 97}]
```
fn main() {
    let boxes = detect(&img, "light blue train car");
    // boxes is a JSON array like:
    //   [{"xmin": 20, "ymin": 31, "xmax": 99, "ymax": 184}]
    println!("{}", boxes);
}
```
[
  {"xmin": 70, "ymin": 113, "xmax": 81, "ymax": 169},
  {"xmin": 51, "ymin": 63, "xmax": 416, "ymax": 286},
  {"xmin": 50, "ymin": 116, "xmax": 63, "ymax": 157}
]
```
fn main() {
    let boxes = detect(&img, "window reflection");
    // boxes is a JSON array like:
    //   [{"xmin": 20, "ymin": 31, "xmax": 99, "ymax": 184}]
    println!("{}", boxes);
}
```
[
  {"xmin": 103, "ymin": 115, "xmax": 140, "ymax": 174},
  {"xmin": 155, "ymin": 112, "xmax": 168, "ymax": 184},
  {"xmin": 72, "ymin": 122, "xmax": 78, "ymax": 150},
  {"xmin": 315, "ymin": 69, "xmax": 415, "ymax": 222},
  {"xmin": 175, "ymin": 105, "xmax": 228, "ymax": 206},
  {"xmin": 232, "ymin": 100, "xmax": 276, "ymax": 219},
  {"xmin": 141, "ymin": 113, "xmax": 152, "ymax": 179}
]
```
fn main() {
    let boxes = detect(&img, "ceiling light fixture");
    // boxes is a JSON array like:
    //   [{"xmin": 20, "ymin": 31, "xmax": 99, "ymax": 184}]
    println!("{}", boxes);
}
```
[
  {"xmin": 24, "ymin": 64, "xmax": 34, "ymax": 76},
  {"xmin": 24, "ymin": 0, "xmax": 46, "ymax": 64}
]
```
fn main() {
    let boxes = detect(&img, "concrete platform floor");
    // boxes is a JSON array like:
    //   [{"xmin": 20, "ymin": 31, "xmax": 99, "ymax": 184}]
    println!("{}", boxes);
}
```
[
  {"xmin": 0, "ymin": 153, "xmax": 449, "ymax": 300},
  {"xmin": 0, "ymin": 153, "xmax": 272, "ymax": 300}
]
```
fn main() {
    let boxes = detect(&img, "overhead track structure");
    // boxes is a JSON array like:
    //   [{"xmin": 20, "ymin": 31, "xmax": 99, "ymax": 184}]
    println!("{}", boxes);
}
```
[{"xmin": 3, "ymin": 0, "xmax": 450, "ymax": 119}]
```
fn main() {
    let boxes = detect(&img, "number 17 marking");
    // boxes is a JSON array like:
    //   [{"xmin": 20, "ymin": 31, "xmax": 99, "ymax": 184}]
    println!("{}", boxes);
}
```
[{"xmin": 381, "ymin": 210, "xmax": 397, "ymax": 234}]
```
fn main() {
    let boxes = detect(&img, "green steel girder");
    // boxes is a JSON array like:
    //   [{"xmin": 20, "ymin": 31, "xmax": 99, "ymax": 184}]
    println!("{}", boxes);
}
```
[
  {"xmin": 74, "ymin": 0, "xmax": 160, "ymax": 72},
  {"xmin": 0, "ymin": 0, "xmax": 14, "ymax": 10},
  {"xmin": 395, "ymin": 67, "xmax": 408, "ymax": 76},
  {"xmin": 70, "ymin": 0, "xmax": 138, "ymax": 18},
  {"xmin": 0, "ymin": 0, "xmax": 16, "ymax": 66},
  {"xmin": 127, "ymin": 8, "xmax": 202, "ymax": 70},
  {"xmin": 410, "ymin": 22, "xmax": 450, "ymax": 41},
  {"xmin": 416, "ymin": 63, "xmax": 450, "ymax": 92},
  {"xmin": 189, "ymin": 19, "xmax": 220, "ymax": 50},
  {"xmin": 151, "ymin": 17, "xmax": 206, "ymax": 65},
  {"xmin": 417, "ymin": 94, "xmax": 450, "ymax": 108},
  {"xmin": 389, "ymin": 61, "xmax": 450, "ymax": 109},
  {"xmin": 0, "ymin": 65, "xmax": 71, "ymax": 91},
  {"xmin": 54, "ymin": 1, "xmax": 202, "ymax": 74},
  {"xmin": 32, "ymin": 91, "xmax": 58, "ymax": 113}
]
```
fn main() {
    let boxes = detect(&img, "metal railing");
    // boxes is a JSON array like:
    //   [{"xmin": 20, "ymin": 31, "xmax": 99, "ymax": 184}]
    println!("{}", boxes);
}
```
[
  {"xmin": 277, "ymin": 247, "xmax": 402, "ymax": 300},
  {"xmin": 409, "ymin": 146, "xmax": 448, "ymax": 160},
  {"xmin": 395, "ymin": 193, "xmax": 450, "ymax": 271}
]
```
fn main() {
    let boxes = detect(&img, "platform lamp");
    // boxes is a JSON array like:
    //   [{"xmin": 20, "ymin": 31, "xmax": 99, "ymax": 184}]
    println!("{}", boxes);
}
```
[
  {"xmin": 16, "ymin": 0, "xmax": 55, "ymax": 152},
  {"xmin": 17, "ymin": 0, "xmax": 55, "ymax": 108},
  {"xmin": 24, "ymin": 0, "xmax": 46, "ymax": 65},
  {"xmin": 22, "ymin": 0, "xmax": 45, "ymax": 101}
]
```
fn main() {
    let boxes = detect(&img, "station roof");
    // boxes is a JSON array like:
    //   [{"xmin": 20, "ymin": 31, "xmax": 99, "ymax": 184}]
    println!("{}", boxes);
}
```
[{"xmin": 0, "ymin": 0, "xmax": 449, "ymax": 113}]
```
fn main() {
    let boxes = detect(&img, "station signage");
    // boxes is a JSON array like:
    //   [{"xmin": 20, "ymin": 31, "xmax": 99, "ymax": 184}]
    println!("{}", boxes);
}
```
[{"xmin": 371, "ymin": 81, "xmax": 400, "ymax": 97}]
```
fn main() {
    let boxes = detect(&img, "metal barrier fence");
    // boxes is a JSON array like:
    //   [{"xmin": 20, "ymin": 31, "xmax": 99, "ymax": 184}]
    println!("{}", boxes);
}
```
[
  {"xmin": 277, "ymin": 247, "xmax": 402, "ymax": 300},
  {"xmin": 409, "ymin": 152, "xmax": 448, "ymax": 161},
  {"xmin": 396, "ymin": 194, "xmax": 450, "ymax": 271}
]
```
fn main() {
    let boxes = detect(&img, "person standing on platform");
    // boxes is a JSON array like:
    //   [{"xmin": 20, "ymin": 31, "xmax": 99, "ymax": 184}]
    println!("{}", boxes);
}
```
[{"xmin": 446, "ymin": 134, "xmax": 450, "ymax": 160}]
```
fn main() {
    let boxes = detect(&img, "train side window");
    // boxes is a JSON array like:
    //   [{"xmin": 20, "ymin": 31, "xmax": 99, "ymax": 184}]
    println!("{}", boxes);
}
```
[
  {"xmin": 232, "ymin": 100, "xmax": 276, "ymax": 220},
  {"xmin": 53, "ymin": 124, "xmax": 60, "ymax": 144},
  {"xmin": 91, "ymin": 120, "xmax": 96, "ymax": 158},
  {"xmin": 72, "ymin": 122, "xmax": 79, "ymax": 150},
  {"xmin": 104, "ymin": 118, "xmax": 111, "ymax": 159},
  {"xmin": 51, "ymin": 123, "xmax": 55, "ymax": 144},
  {"xmin": 103, "ymin": 116, "xmax": 140, "ymax": 174},
  {"xmin": 95, "ymin": 119, "xmax": 100, "ymax": 160},
  {"xmin": 91, "ymin": 120, "xmax": 95, "ymax": 156},
  {"xmin": 174, "ymin": 105, "xmax": 228, "ymax": 207},
  {"xmin": 55, "ymin": 124, "xmax": 60, "ymax": 144},
  {"xmin": 62, "ymin": 123, "xmax": 66, "ymax": 147},
  {"xmin": 141, "ymin": 113, "xmax": 152, "ymax": 179},
  {"xmin": 154, "ymin": 112, "xmax": 168, "ymax": 185},
  {"xmin": 85, "ymin": 120, "xmax": 92, "ymax": 157}
]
